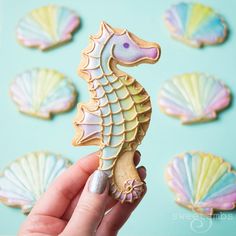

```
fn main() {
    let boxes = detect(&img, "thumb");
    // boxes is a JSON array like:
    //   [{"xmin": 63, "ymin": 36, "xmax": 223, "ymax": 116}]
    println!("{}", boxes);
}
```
[{"xmin": 60, "ymin": 170, "xmax": 109, "ymax": 236}]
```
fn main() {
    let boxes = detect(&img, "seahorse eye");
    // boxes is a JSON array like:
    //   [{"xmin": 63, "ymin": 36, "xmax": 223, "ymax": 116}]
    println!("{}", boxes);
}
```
[{"xmin": 123, "ymin": 43, "xmax": 130, "ymax": 48}]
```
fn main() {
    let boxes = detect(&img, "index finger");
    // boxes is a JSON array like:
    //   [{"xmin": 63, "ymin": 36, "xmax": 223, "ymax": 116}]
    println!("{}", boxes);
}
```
[{"xmin": 30, "ymin": 152, "xmax": 99, "ymax": 218}]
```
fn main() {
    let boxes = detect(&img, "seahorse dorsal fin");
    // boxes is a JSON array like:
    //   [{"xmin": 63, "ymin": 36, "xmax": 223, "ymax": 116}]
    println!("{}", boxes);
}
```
[
  {"xmin": 89, "ymin": 22, "xmax": 114, "ymax": 46},
  {"xmin": 101, "ymin": 21, "xmax": 114, "ymax": 34}
]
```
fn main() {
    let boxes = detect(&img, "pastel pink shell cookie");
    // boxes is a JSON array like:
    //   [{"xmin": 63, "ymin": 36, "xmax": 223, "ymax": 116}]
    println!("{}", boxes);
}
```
[
  {"xmin": 16, "ymin": 5, "xmax": 80, "ymax": 50},
  {"xmin": 164, "ymin": 2, "xmax": 228, "ymax": 47},
  {"xmin": 10, "ymin": 68, "xmax": 77, "ymax": 119},
  {"xmin": 166, "ymin": 152, "xmax": 236, "ymax": 216},
  {"xmin": 158, "ymin": 73, "xmax": 230, "ymax": 124},
  {"xmin": 0, "ymin": 152, "xmax": 72, "ymax": 214}
]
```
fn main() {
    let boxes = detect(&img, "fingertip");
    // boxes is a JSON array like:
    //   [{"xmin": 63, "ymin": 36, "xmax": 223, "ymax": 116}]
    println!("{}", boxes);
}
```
[
  {"xmin": 60, "ymin": 170, "xmax": 110, "ymax": 236},
  {"xmin": 135, "ymin": 150, "xmax": 141, "ymax": 157},
  {"xmin": 75, "ymin": 151, "xmax": 100, "ymax": 165},
  {"xmin": 137, "ymin": 166, "xmax": 146, "ymax": 180},
  {"xmin": 88, "ymin": 170, "xmax": 109, "ymax": 194},
  {"xmin": 134, "ymin": 150, "xmax": 141, "ymax": 166},
  {"xmin": 73, "ymin": 152, "xmax": 100, "ymax": 176}
]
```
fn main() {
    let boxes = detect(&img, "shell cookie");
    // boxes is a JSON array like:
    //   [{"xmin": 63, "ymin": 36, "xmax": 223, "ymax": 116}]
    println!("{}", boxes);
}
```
[
  {"xmin": 166, "ymin": 152, "xmax": 236, "ymax": 216},
  {"xmin": 73, "ymin": 22, "xmax": 161, "ymax": 203},
  {"xmin": 10, "ymin": 68, "xmax": 77, "ymax": 119},
  {"xmin": 16, "ymin": 5, "xmax": 80, "ymax": 50},
  {"xmin": 164, "ymin": 2, "xmax": 228, "ymax": 47},
  {"xmin": 0, "ymin": 152, "xmax": 72, "ymax": 214},
  {"xmin": 158, "ymin": 73, "xmax": 230, "ymax": 124}
]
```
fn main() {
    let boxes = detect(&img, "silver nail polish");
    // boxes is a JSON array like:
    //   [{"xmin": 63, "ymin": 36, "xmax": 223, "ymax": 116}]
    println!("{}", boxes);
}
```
[{"xmin": 88, "ymin": 170, "xmax": 108, "ymax": 194}]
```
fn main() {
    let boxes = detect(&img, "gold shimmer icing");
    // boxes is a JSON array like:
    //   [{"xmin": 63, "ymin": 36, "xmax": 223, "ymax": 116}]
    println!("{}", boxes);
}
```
[{"xmin": 73, "ymin": 22, "xmax": 161, "ymax": 202}]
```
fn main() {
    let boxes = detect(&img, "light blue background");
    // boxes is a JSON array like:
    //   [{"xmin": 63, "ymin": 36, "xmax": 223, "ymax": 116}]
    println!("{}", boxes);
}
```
[{"xmin": 0, "ymin": 0, "xmax": 236, "ymax": 235}]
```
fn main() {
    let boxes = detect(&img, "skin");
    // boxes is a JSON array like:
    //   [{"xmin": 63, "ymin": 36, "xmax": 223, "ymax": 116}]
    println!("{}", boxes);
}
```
[{"xmin": 19, "ymin": 151, "xmax": 146, "ymax": 236}]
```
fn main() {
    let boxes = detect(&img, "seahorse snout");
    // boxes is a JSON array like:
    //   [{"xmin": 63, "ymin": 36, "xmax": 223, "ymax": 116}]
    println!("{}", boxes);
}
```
[{"xmin": 141, "ymin": 46, "xmax": 159, "ymax": 60}]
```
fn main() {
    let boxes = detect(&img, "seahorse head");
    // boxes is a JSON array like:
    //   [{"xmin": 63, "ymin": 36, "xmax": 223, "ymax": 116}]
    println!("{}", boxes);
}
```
[{"xmin": 103, "ymin": 22, "xmax": 161, "ymax": 66}]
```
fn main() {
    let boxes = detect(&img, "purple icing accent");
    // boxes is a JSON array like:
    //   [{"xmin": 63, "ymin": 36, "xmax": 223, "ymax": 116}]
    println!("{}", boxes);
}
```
[
  {"xmin": 123, "ymin": 43, "xmax": 130, "ymax": 48},
  {"xmin": 110, "ymin": 32, "xmax": 159, "ymax": 64}
]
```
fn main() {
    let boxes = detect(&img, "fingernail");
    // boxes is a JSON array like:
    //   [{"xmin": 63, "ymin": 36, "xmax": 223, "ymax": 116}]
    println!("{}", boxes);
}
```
[
  {"xmin": 136, "ymin": 150, "xmax": 141, "ymax": 157},
  {"xmin": 140, "ymin": 166, "xmax": 146, "ymax": 172},
  {"xmin": 88, "ymin": 170, "xmax": 108, "ymax": 194}
]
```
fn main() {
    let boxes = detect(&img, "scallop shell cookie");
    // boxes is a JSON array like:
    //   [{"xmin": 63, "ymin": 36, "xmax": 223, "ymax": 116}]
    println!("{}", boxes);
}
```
[
  {"xmin": 0, "ymin": 152, "xmax": 72, "ymax": 214},
  {"xmin": 73, "ymin": 22, "xmax": 161, "ymax": 203},
  {"xmin": 164, "ymin": 2, "xmax": 228, "ymax": 47},
  {"xmin": 158, "ymin": 73, "xmax": 230, "ymax": 124},
  {"xmin": 16, "ymin": 5, "xmax": 80, "ymax": 50},
  {"xmin": 10, "ymin": 68, "xmax": 77, "ymax": 119},
  {"xmin": 166, "ymin": 152, "xmax": 236, "ymax": 216}
]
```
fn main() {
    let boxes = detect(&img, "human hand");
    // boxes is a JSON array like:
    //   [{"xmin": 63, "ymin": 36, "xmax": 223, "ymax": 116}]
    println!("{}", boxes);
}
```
[{"xmin": 19, "ymin": 151, "xmax": 146, "ymax": 236}]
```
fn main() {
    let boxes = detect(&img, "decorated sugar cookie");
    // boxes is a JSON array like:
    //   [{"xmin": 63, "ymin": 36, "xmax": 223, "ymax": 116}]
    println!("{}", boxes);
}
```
[
  {"xmin": 73, "ymin": 22, "xmax": 161, "ymax": 203},
  {"xmin": 158, "ymin": 73, "xmax": 230, "ymax": 124},
  {"xmin": 10, "ymin": 68, "xmax": 77, "ymax": 119},
  {"xmin": 16, "ymin": 5, "xmax": 80, "ymax": 50},
  {"xmin": 166, "ymin": 152, "xmax": 236, "ymax": 216},
  {"xmin": 164, "ymin": 2, "xmax": 228, "ymax": 47},
  {"xmin": 0, "ymin": 152, "xmax": 71, "ymax": 214}
]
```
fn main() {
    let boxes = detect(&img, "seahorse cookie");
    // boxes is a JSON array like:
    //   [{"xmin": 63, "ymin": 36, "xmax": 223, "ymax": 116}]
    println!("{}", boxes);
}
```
[{"xmin": 73, "ymin": 22, "xmax": 161, "ymax": 203}]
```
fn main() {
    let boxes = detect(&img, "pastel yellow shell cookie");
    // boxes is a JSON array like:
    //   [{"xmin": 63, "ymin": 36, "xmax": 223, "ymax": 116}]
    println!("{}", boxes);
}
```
[
  {"xmin": 10, "ymin": 68, "xmax": 77, "ymax": 119},
  {"xmin": 16, "ymin": 5, "xmax": 80, "ymax": 50},
  {"xmin": 166, "ymin": 152, "xmax": 236, "ymax": 216},
  {"xmin": 0, "ymin": 152, "xmax": 72, "ymax": 214},
  {"xmin": 158, "ymin": 73, "xmax": 230, "ymax": 124},
  {"xmin": 164, "ymin": 2, "xmax": 228, "ymax": 47}
]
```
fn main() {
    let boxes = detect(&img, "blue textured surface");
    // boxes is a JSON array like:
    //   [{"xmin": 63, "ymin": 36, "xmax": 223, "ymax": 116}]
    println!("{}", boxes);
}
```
[{"xmin": 0, "ymin": 0, "xmax": 236, "ymax": 235}]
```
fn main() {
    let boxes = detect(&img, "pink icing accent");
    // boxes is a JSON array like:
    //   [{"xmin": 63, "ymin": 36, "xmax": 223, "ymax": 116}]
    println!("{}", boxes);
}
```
[
  {"xmin": 202, "ymin": 192, "xmax": 236, "ymax": 209},
  {"xmin": 61, "ymin": 18, "xmax": 79, "ymax": 39},
  {"xmin": 141, "ymin": 47, "xmax": 158, "ymax": 59}
]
